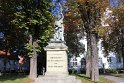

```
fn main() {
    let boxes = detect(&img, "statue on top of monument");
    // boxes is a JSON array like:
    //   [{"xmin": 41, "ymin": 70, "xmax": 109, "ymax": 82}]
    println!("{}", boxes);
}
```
[{"xmin": 53, "ymin": 2, "xmax": 64, "ymax": 42}]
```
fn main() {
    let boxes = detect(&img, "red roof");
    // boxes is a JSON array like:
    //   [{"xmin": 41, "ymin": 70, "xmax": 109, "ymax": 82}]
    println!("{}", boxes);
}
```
[
  {"xmin": 0, "ymin": 50, "xmax": 16, "ymax": 59},
  {"xmin": 0, "ymin": 50, "xmax": 10, "ymax": 56}
]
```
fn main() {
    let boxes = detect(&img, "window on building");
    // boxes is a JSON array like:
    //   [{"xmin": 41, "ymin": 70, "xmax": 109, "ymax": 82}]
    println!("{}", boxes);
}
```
[
  {"xmin": 117, "ymin": 56, "xmax": 121, "ymax": 63},
  {"xmin": 99, "ymin": 57, "xmax": 102, "ymax": 63},
  {"xmin": 81, "ymin": 58, "xmax": 86, "ymax": 66},
  {"xmin": 72, "ymin": 58, "xmax": 77, "ymax": 67},
  {"xmin": 107, "ymin": 57, "xmax": 112, "ymax": 63},
  {"xmin": 74, "ymin": 62, "xmax": 77, "ymax": 66}
]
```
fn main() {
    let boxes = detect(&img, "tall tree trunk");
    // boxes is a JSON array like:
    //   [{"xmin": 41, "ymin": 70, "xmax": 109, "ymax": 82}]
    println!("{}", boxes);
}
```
[
  {"xmin": 121, "ymin": 30, "xmax": 124, "ymax": 68},
  {"xmin": 122, "ymin": 45, "xmax": 124, "ymax": 68},
  {"xmin": 90, "ymin": 33, "xmax": 99, "ymax": 82},
  {"xmin": 86, "ymin": 31, "xmax": 91, "ymax": 77},
  {"xmin": 122, "ymin": 54, "xmax": 124, "ymax": 68},
  {"xmin": 29, "ymin": 34, "xmax": 38, "ymax": 79},
  {"xmin": 3, "ymin": 39, "xmax": 8, "ymax": 74}
]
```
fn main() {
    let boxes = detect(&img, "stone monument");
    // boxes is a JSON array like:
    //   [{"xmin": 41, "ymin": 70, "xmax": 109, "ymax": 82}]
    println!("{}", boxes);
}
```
[
  {"xmin": 39, "ymin": 2, "xmax": 81, "ymax": 83},
  {"xmin": 51, "ymin": 2, "xmax": 64, "ymax": 42}
]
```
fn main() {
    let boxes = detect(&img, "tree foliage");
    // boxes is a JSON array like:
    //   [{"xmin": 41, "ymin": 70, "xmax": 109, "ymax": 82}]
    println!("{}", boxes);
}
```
[
  {"xmin": 0, "ymin": 0, "xmax": 27, "ymax": 54},
  {"xmin": 0, "ymin": 0, "xmax": 54, "ymax": 56},
  {"xmin": 101, "ymin": 1, "xmax": 124, "ymax": 67},
  {"xmin": 11, "ymin": 0, "xmax": 54, "ymax": 56},
  {"xmin": 64, "ymin": 0, "xmax": 85, "ymax": 56}
]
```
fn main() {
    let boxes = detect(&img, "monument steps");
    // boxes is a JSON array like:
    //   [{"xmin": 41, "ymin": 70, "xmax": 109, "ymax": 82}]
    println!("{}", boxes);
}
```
[{"xmin": 33, "ymin": 76, "xmax": 82, "ymax": 83}]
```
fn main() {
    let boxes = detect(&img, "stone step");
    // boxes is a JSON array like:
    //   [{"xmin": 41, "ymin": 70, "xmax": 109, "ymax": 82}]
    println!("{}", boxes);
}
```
[{"xmin": 33, "ymin": 76, "xmax": 81, "ymax": 83}]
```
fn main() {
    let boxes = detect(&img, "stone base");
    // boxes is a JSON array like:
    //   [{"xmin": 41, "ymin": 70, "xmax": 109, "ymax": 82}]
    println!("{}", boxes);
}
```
[
  {"xmin": 35, "ymin": 76, "xmax": 81, "ymax": 83},
  {"xmin": 45, "ymin": 72, "xmax": 68, "ymax": 77}
]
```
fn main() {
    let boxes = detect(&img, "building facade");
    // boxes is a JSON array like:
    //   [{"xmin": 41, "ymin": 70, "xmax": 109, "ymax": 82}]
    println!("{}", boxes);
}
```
[
  {"xmin": 0, "ymin": 57, "xmax": 29, "ymax": 72},
  {"xmin": 68, "ymin": 40, "xmax": 123, "ymax": 73}
]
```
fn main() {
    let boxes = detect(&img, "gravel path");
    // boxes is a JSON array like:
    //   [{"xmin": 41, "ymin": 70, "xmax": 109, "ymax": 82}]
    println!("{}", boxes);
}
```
[{"xmin": 103, "ymin": 75, "xmax": 124, "ymax": 83}]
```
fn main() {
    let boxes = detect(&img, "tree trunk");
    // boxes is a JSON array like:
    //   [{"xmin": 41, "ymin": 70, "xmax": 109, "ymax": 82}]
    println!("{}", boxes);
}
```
[
  {"xmin": 122, "ymin": 46, "xmax": 124, "ymax": 68},
  {"xmin": 29, "ymin": 53, "xmax": 37, "ymax": 79},
  {"xmin": 29, "ymin": 34, "xmax": 38, "ymax": 79},
  {"xmin": 90, "ymin": 33, "xmax": 99, "ymax": 82},
  {"xmin": 122, "ymin": 55, "xmax": 124, "ymax": 68},
  {"xmin": 86, "ymin": 32, "xmax": 91, "ymax": 77},
  {"xmin": 122, "ymin": 33, "xmax": 124, "ymax": 68},
  {"xmin": 3, "ymin": 39, "xmax": 8, "ymax": 74},
  {"xmin": 121, "ymin": 30, "xmax": 124, "ymax": 68}
]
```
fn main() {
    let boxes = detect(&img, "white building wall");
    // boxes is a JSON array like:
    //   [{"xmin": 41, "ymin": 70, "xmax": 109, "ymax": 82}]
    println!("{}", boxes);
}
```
[
  {"xmin": 69, "ymin": 39, "xmax": 123, "ymax": 72},
  {"xmin": 69, "ymin": 54, "xmax": 86, "ymax": 73},
  {"xmin": 98, "ymin": 40, "xmax": 123, "ymax": 69}
]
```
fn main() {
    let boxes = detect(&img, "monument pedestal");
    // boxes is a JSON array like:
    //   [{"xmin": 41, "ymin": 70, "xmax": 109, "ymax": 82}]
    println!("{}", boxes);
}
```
[
  {"xmin": 40, "ymin": 76, "xmax": 76, "ymax": 83},
  {"xmin": 41, "ymin": 42, "xmax": 80, "ymax": 83}
]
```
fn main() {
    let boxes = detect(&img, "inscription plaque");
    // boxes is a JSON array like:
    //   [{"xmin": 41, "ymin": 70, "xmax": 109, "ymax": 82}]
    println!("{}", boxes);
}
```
[{"xmin": 46, "ymin": 51, "xmax": 67, "ymax": 73}]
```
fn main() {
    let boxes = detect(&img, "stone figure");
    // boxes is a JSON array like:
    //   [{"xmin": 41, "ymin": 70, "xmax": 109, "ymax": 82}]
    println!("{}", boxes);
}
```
[{"xmin": 53, "ymin": 3, "xmax": 64, "ymax": 42}]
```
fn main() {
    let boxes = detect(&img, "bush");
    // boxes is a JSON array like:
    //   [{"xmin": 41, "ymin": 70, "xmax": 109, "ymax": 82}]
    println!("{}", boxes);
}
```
[
  {"xmin": 80, "ymin": 68, "xmax": 86, "ymax": 74},
  {"xmin": 99, "ymin": 68, "xmax": 104, "ymax": 74},
  {"xmin": 104, "ymin": 68, "xmax": 124, "ymax": 74},
  {"xmin": 68, "ymin": 69, "xmax": 77, "ymax": 74},
  {"xmin": 117, "ymin": 68, "xmax": 124, "ymax": 73},
  {"xmin": 105, "ymin": 68, "xmax": 117, "ymax": 73}
]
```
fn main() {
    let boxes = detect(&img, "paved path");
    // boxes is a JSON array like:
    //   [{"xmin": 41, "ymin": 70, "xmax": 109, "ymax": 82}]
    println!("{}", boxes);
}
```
[
  {"xmin": 32, "ymin": 76, "xmax": 82, "ymax": 83},
  {"xmin": 76, "ymin": 79, "xmax": 82, "ymax": 83},
  {"xmin": 103, "ymin": 75, "xmax": 124, "ymax": 83}
]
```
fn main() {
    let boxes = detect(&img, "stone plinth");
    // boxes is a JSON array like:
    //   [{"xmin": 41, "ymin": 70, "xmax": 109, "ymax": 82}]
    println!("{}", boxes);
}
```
[
  {"xmin": 40, "ymin": 76, "xmax": 76, "ymax": 83},
  {"xmin": 44, "ymin": 42, "xmax": 68, "ymax": 77},
  {"xmin": 43, "ymin": 42, "xmax": 79, "ymax": 83}
]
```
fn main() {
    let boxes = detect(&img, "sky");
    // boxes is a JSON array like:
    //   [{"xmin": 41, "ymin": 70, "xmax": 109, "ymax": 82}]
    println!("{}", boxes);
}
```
[
  {"xmin": 110, "ymin": 0, "xmax": 119, "ymax": 7},
  {"xmin": 52, "ymin": 0, "xmax": 120, "ymax": 16},
  {"xmin": 0, "ymin": 32, "xmax": 4, "ymax": 39},
  {"xmin": 52, "ymin": 0, "xmax": 66, "ymax": 17}
]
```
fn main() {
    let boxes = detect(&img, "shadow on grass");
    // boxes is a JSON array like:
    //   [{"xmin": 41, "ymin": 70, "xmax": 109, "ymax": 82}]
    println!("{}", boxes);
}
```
[
  {"xmin": 72, "ymin": 74, "xmax": 106, "ymax": 83},
  {"xmin": 110, "ymin": 73, "xmax": 124, "ymax": 78},
  {"xmin": 77, "ymin": 74, "xmax": 91, "ymax": 81},
  {"xmin": 0, "ymin": 73, "xmax": 31, "ymax": 83},
  {"xmin": 70, "ymin": 74, "xmax": 92, "ymax": 82}
]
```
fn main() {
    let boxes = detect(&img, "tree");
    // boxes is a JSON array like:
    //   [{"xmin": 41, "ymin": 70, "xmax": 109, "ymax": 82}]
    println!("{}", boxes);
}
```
[
  {"xmin": 101, "ymin": 1, "xmax": 124, "ymax": 68},
  {"xmin": 0, "ymin": 0, "xmax": 54, "ymax": 78},
  {"xmin": 66, "ymin": 0, "xmax": 108, "ymax": 82},
  {"xmin": 11, "ymin": 0, "xmax": 54, "ymax": 79}
]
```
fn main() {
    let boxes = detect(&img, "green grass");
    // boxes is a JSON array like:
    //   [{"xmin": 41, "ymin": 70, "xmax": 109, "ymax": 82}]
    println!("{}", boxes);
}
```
[
  {"xmin": 99, "ymin": 76, "xmax": 114, "ymax": 83},
  {"xmin": 72, "ymin": 74, "xmax": 114, "ymax": 83},
  {"xmin": 0, "ymin": 73, "xmax": 115, "ymax": 83},
  {"xmin": 0, "ymin": 74, "xmax": 33, "ymax": 83},
  {"xmin": 112, "ymin": 74, "xmax": 124, "ymax": 78}
]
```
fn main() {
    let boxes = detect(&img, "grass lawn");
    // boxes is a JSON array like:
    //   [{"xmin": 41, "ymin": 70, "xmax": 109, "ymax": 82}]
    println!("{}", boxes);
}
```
[
  {"xmin": 73, "ymin": 74, "xmax": 114, "ymax": 83},
  {"xmin": 111, "ymin": 73, "xmax": 124, "ymax": 78},
  {"xmin": 0, "ymin": 73, "xmax": 114, "ymax": 83},
  {"xmin": 0, "ymin": 74, "xmax": 33, "ymax": 83}
]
